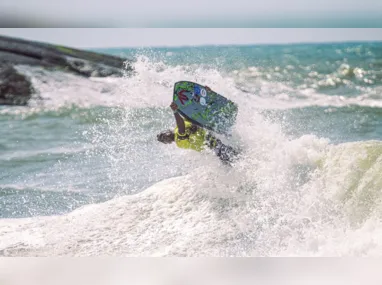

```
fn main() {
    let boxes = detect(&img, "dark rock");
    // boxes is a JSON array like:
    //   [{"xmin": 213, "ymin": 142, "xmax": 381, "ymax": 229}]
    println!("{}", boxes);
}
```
[
  {"xmin": 65, "ymin": 57, "xmax": 124, "ymax": 77},
  {"xmin": 0, "ymin": 35, "xmax": 133, "ymax": 77},
  {"xmin": 0, "ymin": 35, "xmax": 134, "ymax": 106},
  {"xmin": 0, "ymin": 65, "xmax": 33, "ymax": 105}
]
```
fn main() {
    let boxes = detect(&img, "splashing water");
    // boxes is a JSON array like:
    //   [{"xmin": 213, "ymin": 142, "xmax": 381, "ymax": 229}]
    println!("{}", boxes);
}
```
[{"xmin": 1, "ymin": 43, "xmax": 382, "ymax": 256}]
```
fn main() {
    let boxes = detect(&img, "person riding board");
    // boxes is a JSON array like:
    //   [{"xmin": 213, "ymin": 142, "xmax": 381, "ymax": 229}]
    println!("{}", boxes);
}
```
[{"xmin": 157, "ymin": 87, "xmax": 239, "ymax": 164}]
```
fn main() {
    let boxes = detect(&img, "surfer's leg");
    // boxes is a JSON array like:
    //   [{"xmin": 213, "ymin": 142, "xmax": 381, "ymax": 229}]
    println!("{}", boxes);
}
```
[
  {"xmin": 205, "ymin": 132, "xmax": 239, "ymax": 164},
  {"xmin": 211, "ymin": 139, "xmax": 238, "ymax": 164},
  {"xmin": 216, "ymin": 143, "xmax": 239, "ymax": 164}
]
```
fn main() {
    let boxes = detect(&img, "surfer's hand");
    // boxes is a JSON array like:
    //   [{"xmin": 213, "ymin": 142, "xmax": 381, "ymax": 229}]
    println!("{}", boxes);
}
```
[
  {"xmin": 170, "ymin": 102, "xmax": 178, "ymax": 111},
  {"xmin": 205, "ymin": 86, "xmax": 211, "ymax": 91}
]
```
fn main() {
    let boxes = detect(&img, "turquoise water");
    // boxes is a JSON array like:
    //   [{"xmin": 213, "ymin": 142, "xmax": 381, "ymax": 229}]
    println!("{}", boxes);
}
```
[
  {"xmin": 1, "ymin": 42, "xmax": 382, "ymax": 256},
  {"xmin": 99, "ymin": 42, "xmax": 382, "ymax": 95}
]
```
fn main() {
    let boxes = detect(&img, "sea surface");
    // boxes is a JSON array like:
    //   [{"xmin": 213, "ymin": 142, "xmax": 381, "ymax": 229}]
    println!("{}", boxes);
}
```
[{"xmin": 1, "ymin": 42, "xmax": 382, "ymax": 256}]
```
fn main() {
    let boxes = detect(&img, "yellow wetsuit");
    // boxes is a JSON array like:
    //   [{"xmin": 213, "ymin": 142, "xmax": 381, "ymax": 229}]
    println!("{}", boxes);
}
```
[
  {"xmin": 174, "ymin": 120, "xmax": 238, "ymax": 164},
  {"xmin": 175, "ymin": 120, "xmax": 207, "ymax": 152}
]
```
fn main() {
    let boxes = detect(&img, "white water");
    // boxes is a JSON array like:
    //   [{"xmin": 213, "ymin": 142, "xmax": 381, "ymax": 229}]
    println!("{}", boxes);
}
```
[{"xmin": 1, "ymin": 57, "xmax": 382, "ymax": 256}]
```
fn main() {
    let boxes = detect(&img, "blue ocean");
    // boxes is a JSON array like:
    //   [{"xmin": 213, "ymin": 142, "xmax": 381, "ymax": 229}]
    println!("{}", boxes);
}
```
[{"xmin": 1, "ymin": 42, "xmax": 382, "ymax": 256}]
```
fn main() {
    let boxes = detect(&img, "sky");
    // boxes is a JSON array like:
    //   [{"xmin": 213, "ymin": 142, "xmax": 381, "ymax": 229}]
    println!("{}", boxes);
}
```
[
  {"xmin": 1, "ymin": 29, "xmax": 382, "ymax": 48},
  {"xmin": 0, "ymin": 0, "xmax": 382, "ymax": 27},
  {"xmin": 1, "ymin": 0, "xmax": 381, "ymax": 17}
]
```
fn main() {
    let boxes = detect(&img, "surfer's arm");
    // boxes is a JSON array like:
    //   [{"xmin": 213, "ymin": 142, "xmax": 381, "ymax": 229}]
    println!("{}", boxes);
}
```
[
  {"xmin": 170, "ymin": 102, "xmax": 186, "ymax": 134},
  {"xmin": 174, "ymin": 112, "xmax": 186, "ymax": 134}
]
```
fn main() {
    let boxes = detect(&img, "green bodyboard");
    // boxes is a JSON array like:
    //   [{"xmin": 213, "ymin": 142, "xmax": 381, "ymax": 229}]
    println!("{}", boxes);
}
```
[{"xmin": 173, "ymin": 81, "xmax": 238, "ymax": 135}]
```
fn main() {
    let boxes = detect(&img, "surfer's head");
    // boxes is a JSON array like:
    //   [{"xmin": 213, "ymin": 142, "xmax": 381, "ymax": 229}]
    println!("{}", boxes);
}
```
[{"xmin": 157, "ymin": 130, "xmax": 175, "ymax": 144}]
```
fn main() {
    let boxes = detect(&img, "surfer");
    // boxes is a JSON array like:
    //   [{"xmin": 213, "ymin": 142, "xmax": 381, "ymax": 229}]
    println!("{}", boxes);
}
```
[{"xmin": 157, "ymin": 102, "xmax": 239, "ymax": 164}]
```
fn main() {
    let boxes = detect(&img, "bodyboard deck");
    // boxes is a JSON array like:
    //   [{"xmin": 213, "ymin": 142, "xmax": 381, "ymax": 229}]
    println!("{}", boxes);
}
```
[{"xmin": 173, "ymin": 81, "xmax": 238, "ymax": 135}]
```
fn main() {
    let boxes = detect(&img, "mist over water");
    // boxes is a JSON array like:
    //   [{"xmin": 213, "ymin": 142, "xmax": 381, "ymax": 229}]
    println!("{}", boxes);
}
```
[{"xmin": 1, "ymin": 42, "xmax": 382, "ymax": 256}]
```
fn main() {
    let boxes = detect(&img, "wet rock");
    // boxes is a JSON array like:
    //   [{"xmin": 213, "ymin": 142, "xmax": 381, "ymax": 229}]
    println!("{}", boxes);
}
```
[{"xmin": 0, "ymin": 65, "xmax": 34, "ymax": 106}]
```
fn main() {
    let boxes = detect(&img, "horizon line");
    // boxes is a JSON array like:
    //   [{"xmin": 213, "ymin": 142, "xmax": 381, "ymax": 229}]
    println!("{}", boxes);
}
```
[{"xmin": 88, "ymin": 40, "xmax": 382, "ymax": 50}]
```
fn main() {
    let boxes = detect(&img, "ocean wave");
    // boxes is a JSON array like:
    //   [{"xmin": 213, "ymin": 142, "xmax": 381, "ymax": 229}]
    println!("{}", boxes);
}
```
[{"xmin": 1, "ymin": 134, "xmax": 382, "ymax": 256}]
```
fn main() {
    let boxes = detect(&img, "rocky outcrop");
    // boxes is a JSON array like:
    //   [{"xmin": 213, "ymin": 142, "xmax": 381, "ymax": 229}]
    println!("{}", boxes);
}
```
[
  {"xmin": 0, "ymin": 65, "xmax": 34, "ymax": 105},
  {"xmin": 0, "ymin": 35, "xmax": 133, "ymax": 105}
]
